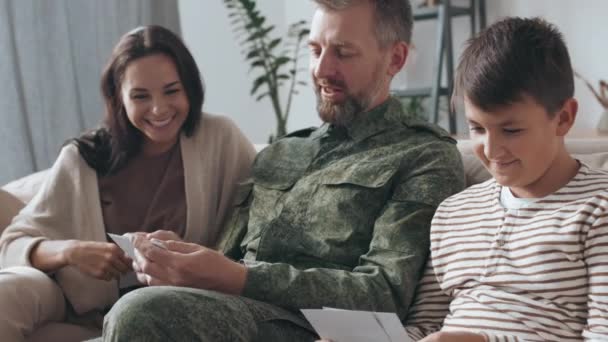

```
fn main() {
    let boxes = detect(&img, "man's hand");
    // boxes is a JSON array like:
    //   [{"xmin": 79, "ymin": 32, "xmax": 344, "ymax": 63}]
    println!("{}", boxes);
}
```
[
  {"xmin": 145, "ymin": 229, "xmax": 182, "ymax": 242},
  {"xmin": 131, "ymin": 235, "xmax": 247, "ymax": 295},
  {"xmin": 64, "ymin": 240, "xmax": 132, "ymax": 281}
]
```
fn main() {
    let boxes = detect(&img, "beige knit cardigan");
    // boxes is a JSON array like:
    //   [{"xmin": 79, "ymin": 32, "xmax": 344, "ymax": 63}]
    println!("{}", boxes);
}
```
[{"xmin": 0, "ymin": 113, "xmax": 256, "ymax": 314}]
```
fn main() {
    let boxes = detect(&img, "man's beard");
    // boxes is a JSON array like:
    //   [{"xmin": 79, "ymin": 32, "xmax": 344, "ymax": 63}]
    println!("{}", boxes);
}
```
[
  {"xmin": 315, "ymin": 85, "xmax": 364, "ymax": 127},
  {"xmin": 314, "ymin": 66, "xmax": 384, "ymax": 127}
]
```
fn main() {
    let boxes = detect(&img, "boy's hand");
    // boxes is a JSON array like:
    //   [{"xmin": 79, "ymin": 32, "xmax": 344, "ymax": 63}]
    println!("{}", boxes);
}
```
[
  {"xmin": 316, "ymin": 331, "xmax": 486, "ymax": 342},
  {"xmin": 419, "ymin": 331, "xmax": 486, "ymax": 342}
]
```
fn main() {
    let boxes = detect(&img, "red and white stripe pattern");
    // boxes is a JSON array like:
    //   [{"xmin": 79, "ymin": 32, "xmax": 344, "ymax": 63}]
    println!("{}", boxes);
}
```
[{"xmin": 405, "ymin": 163, "xmax": 608, "ymax": 341}]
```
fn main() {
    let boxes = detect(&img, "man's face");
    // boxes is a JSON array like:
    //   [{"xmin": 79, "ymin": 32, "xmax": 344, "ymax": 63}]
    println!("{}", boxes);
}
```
[
  {"xmin": 308, "ymin": 2, "xmax": 392, "ymax": 126},
  {"xmin": 465, "ymin": 95, "xmax": 570, "ymax": 197}
]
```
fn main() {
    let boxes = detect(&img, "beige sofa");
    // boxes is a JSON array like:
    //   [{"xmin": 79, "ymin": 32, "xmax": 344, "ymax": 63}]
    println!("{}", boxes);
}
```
[{"xmin": 1, "ymin": 137, "xmax": 608, "ymax": 341}]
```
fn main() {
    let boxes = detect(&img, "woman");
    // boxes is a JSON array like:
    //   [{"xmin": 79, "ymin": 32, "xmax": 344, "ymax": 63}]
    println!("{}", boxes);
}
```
[{"xmin": 0, "ymin": 25, "xmax": 255, "ymax": 341}]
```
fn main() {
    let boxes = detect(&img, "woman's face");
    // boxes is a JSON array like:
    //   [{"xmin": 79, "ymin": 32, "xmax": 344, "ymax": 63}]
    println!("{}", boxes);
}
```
[{"xmin": 120, "ymin": 53, "xmax": 190, "ymax": 155}]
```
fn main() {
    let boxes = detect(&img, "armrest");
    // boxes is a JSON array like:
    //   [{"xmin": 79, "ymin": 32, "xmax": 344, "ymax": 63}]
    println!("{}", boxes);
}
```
[
  {"xmin": 2, "ymin": 169, "xmax": 49, "ymax": 204},
  {"xmin": 0, "ymin": 189, "xmax": 25, "ymax": 235}
]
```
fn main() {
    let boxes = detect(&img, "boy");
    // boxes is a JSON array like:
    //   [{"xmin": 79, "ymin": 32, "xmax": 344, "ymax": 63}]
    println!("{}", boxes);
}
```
[{"xmin": 404, "ymin": 17, "xmax": 608, "ymax": 341}]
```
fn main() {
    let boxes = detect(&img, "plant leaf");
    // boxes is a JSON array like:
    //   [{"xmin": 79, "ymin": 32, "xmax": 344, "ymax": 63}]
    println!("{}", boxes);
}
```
[
  {"xmin": 251, "ymin": 75, "xmax": 268, "ymax": 95},
  {"xmin": 271, "ymin": 56, "xmax": 291, "ymax": 71},
  {"xmin": 256, "ymin": 92, "xmax": 269, "ymax": 101},
  {"xmin": 260, "ymin": 25, "xmax": 275, "ymax": 37},
  {"xmin": 250, "ymin": 60, "xmax": 266, "ymax": 70},
  {"xmin": 243, "ymin": 0, "xmax": 255, "ymax": 11},
  {"xmin": 268, "ymin": 38, "xmax": 282, "ymax": 50},
  {"xmin": 246, "ymin": 50, "xmax": 260, "ymax": 60}
]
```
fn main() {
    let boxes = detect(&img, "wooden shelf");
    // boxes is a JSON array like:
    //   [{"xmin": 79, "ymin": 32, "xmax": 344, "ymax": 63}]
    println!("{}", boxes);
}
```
[
  {"xmin": 413, "ymin": 6, "xmax": 475, "ymax": 21},
  {"xmin": 394, "ymin": 0, "xmax": 486, "ymax": 135},
  {"xmin": 392, "ymin": 87, "xmax": 450, "ymax": 98}
]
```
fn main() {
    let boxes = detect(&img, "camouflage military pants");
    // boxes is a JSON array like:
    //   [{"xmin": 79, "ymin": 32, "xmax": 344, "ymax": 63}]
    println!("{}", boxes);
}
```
[{"xmin": 101, "ymin": 286, "xmax": 318, "ymax": 342}]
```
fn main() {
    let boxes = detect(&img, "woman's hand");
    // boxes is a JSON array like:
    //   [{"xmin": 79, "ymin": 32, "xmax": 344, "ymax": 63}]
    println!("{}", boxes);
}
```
[{"xmin": 64, "ymin": 240, "xmax": 132, "ymax": 281}]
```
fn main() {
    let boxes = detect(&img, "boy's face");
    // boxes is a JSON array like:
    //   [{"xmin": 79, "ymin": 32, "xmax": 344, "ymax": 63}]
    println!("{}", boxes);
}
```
[{"xmin": 464, "ymin": 95, "xmax": 575, "ymax": 197}]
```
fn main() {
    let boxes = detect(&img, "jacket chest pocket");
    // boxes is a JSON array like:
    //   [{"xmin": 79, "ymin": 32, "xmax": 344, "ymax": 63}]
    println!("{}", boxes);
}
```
[
  {"xmin": 318, "ymin": 162, "xmax": 397, "ymax": 206},
  {"xmin": 302, "ymin": 163, "xmax": 398, "ymax": 255},
  {"xmin": 242, "ymin": 168, "xmax": 301, "ymax": 246}
]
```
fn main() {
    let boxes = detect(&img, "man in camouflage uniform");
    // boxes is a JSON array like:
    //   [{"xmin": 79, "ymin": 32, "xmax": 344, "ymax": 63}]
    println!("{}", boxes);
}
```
[{"xmin": 101, "ymin": 0, "xmax": 464, "ymax": 341}]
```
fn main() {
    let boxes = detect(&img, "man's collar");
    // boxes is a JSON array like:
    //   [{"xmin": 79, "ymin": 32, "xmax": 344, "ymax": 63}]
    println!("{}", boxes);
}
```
[
  {"xmin": 345, "ymin": 97, "xmax": 403, "ymax": 142},
  {"xmin": 315, "ymin": 97, "xmax": 407, "ymax": 142}
]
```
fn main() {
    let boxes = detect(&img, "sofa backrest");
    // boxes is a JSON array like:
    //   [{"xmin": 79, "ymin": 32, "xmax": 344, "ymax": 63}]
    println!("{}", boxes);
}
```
[
  {"xmin": 457, "ymin": 138, "xmax": 608, "ymax": 186},
  {"xmin": 3, "ymin": 138, "xmax": 608, "ymax": 204},
  {"xmin": 0, "ymin": 189, "xmax": 25, "ymax": 235},
  {"xmin": 2, "ymin": 169, "xmax": 48, "ymax": 204}
]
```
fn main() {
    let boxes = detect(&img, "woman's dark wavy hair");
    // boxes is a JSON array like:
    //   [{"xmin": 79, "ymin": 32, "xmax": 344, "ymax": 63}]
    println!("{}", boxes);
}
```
[{"xmin": 72, "ymin": 25, "xmax": 204, "ymax": 176}]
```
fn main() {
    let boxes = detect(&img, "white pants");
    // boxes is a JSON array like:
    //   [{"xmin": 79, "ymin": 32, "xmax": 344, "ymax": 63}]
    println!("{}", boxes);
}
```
[{"xmin": 0, "ymin": 266, "xmax": 66, "ymax": 342}]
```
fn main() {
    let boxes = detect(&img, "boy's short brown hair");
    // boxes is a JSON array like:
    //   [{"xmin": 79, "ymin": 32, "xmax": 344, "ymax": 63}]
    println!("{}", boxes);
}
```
[{"xmin": 454, "ymin": 17, "xmax": 574, "ymax": 116}]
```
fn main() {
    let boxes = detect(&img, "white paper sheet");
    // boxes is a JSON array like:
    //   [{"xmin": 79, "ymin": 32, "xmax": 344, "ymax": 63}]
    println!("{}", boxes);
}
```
[
  {"xmin": 107, "ymin": 233, "xmax": 136, "ymax": 259},
  {"xmin": 301, "ymin": 308, "xmax": 413, "ymax": 342},
  {"xmin": 107, "ymin": 233, "xmax": 142, "ymax": 288}
]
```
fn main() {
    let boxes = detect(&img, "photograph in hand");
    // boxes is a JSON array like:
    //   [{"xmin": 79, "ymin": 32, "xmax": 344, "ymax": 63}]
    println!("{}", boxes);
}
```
[{"xmin": 107, "ymin": 233, "xmax": 137, "ymax": 259}]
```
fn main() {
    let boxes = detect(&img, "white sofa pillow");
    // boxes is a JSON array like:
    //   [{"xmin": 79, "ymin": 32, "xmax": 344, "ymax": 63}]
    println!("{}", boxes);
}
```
[
  {"xmin": 0, "ymin": 189, "xmax": 25, "ymax": 235},
  {"xmin": 2, "ymin": 169, "xmax": 48, "ymax": 204}
]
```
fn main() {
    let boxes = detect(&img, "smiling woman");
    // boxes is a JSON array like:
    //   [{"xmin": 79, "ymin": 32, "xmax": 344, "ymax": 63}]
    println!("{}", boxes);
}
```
[
  {"xmin": 0, "ymin": 25, "xmax": 256, "ymax": 340},
  {"xmin": 75, "ymin": 25, "xmax": 207, "ymax": 176},
  {"xmin": 120, "ymin": 53, "xmax": 191, "ymax": 156}
]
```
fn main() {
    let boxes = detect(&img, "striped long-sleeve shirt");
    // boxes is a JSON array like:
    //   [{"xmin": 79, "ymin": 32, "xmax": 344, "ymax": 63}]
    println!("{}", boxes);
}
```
[{"xmin": 405, "ymin": 163, "xmax": 608, "ymax": 341}]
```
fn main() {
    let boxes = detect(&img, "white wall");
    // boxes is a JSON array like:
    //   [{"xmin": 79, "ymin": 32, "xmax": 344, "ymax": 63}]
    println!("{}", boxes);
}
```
[
  {"xmin": 397, "ymin": 0, "xmax": 608, "ymax": 132},
  {"xmin": 283, "ymin": 2, "xmax": 319, "ymax": 135},
  {"xmin": 179, "ymin": 0, "xmax": 608, "ymax": 141},
  {"xmin": 487, "ymin": 0, "xmax": 608, "ymax": 130},
  {"xmin": 178, "ymin": 0, "xmax": 318, "ymax": 143},
  {"xmin": 392, "ymin": 0, "xmax": 473, "ymax": 132}
]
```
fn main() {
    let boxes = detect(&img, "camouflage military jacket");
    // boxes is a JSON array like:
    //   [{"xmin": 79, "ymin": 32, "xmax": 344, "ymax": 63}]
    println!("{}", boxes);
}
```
[{"xmin": 219, "ymin": 97, "xmax": 465, "ymax": 320}]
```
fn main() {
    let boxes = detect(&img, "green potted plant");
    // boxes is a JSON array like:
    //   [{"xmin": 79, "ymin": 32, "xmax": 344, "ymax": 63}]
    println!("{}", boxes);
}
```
[{"xmin": 224, "ymin": 0, "xmax": 310, "ymax": 142}]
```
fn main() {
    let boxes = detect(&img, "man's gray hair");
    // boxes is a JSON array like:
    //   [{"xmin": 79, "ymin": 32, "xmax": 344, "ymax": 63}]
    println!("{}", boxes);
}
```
[{"xmin": 312, "ymin": 0, "xmax": 413, "ymax": 47}]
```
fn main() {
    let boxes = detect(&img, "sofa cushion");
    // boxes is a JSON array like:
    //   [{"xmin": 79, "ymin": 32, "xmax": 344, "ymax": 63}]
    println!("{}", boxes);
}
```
[
  {"xmin": 456, "ymin": 138, "xmax": 608, "ymax": 186},
  {"xmin": 0, "ymin": 189, "xmax": 25, "ymax": 236},
  {"xmin": 2, "ymin": 169, "xmax": 48, "ymax": 204},
  {"xmin": 578, "ymin": 152, "xmax": 608, "ymax": 169},
  {"xmin": 458, "ymin": 151, "xmax": 608, "ymax": 187}
]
